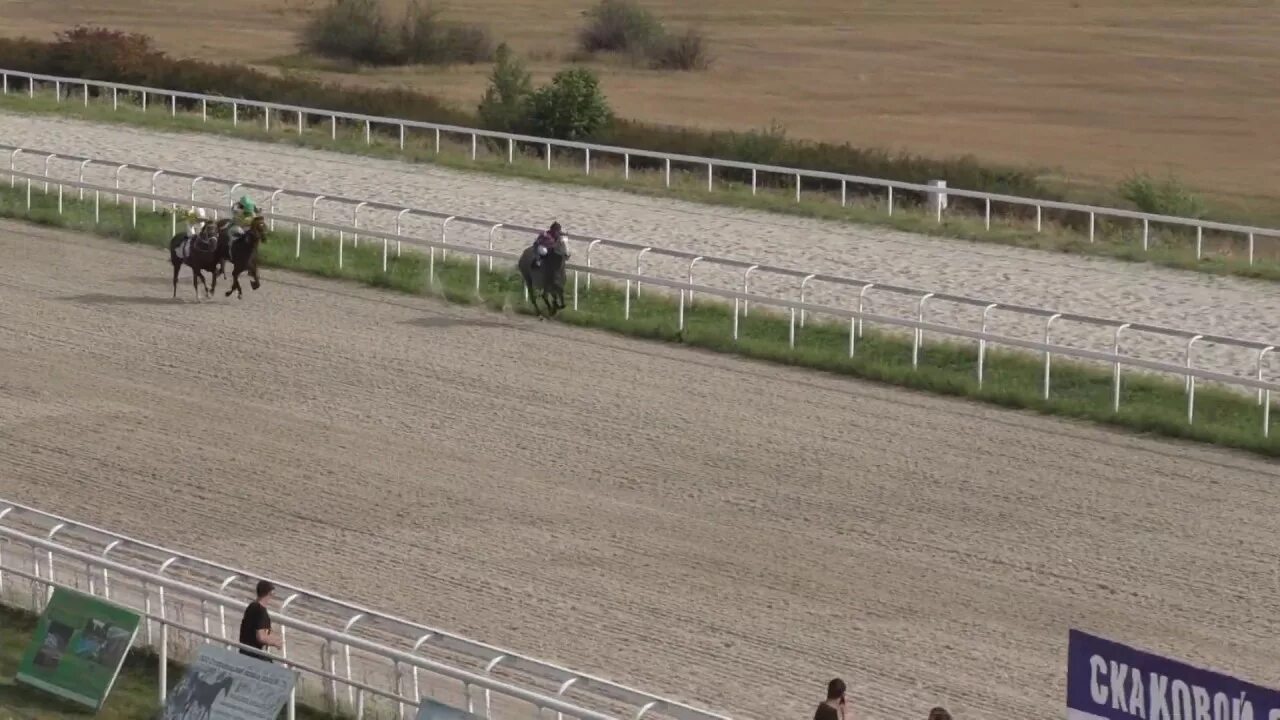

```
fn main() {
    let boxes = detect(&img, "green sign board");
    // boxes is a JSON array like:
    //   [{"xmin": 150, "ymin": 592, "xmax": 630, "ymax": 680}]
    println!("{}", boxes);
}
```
[{"xmin": 16, "ymin": 587, "xmax": 142, "ymax": 710}]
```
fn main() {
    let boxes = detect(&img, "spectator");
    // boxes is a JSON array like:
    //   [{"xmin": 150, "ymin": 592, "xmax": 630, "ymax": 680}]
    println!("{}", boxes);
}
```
[
  {"xmin": 238, "ymin": 579, "xmax": 282, "ymax": 662},
  {"xmin": 928, "ymin": 708, "xmax": 952, "ymax": 720},
  {"xmin": 814, "ymin": 678, "xmax": 847, "ymax": 720}
]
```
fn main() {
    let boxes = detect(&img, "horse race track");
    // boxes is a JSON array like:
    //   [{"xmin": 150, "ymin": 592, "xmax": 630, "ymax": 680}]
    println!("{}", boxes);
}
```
[{"xmin": 2, "ymin": 220, "xmax": 1279, "ymax": 719}]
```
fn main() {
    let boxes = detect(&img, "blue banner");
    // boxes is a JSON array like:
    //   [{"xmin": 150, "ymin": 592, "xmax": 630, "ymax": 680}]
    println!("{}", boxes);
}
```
[{"xmin": 1068, "ymin": 630, "xmax": 1280, "ymax": 720}]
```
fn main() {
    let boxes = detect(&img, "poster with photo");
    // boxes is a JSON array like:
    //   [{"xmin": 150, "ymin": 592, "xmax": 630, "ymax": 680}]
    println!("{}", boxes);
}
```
[
  {"xmin": 415, "ymin": 697, "xmax": 481, "ymax": 720},
  {"xmin": 15, "ymin": 587, "xmax": 141, "ymax": 710},
  {"xmin": 157, "ymin": 643, "xmax": 297, "ymax": 720}
]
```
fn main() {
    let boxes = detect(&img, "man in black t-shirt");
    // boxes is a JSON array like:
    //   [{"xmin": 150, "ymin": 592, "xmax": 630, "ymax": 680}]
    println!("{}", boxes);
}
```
[
  {"xmin": 813, "ymin": 678, "xmax": 847, "ymax": 720},
  {"xmin": 238, "ymin": 580, "xmax": 282, "ymax": 662}
]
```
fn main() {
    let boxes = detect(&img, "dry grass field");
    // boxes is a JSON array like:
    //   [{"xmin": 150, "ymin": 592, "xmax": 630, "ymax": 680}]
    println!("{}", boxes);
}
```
[{"xmin": 2, "ymin": 0, "xmax": 1279, "ymax": 209}]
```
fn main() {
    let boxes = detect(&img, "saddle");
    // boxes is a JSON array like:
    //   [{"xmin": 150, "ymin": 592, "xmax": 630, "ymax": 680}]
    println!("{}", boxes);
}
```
[
  {"xmin": 190, "ymin": 225, "xmax": 219, "ymax": 253},
  {"xmin": 191, "ymin": 232, "xmax": 217, "ymax": 254}
]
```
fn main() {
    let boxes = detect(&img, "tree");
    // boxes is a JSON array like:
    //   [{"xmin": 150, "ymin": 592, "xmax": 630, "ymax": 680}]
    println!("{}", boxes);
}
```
[
  {"xmin": 523, "ymin": 68, "xmax": 612, "ymax": 141},
  {"xmin": 476, "ymin": 43, "xmax": 533, "ymax": 132}
]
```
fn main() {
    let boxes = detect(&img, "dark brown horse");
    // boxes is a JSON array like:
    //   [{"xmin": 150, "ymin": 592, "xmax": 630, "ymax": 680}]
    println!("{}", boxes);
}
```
[
  {"xmin": 216, "ymin": 215, "xmax": 268, "ymax": 299},
  {"xmin": 169, "ymin": 222, "xmax": 225, "ymax": 300},
  {"xmin": 517, "ymin": 235, "xmax": 568, "ymax": 319}
]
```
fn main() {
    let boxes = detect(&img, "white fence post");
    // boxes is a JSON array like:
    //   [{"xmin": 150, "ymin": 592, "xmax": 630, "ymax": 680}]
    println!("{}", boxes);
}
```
[
  {"xmin": 1113, "ymin": 323, "xmax": 1131, "ymax": 412},
  {"xmin": 741, "ymin": 265, "xmax": 759, "ymax": 317},
  {"xmin": 487, "ymin": 224, "xmax": 503, "ymax": 272},
  {"xmin": 928, "ymin": 180, "xmax": 947, "ymax": 223},
  {"xmin": 634, "ymin": 248, "xmax": 651, "ymax": 297},
  {"xmin": 1043, "ymin": 314, "xmax": 1062, "ymax": 399},
  {"xmin": 978, "ymin": 303, "xmax": 999, "ymax": 387},
  {"xmin": 352, "ymin": 201, "xmax": 367, "ymax": 247},
  {"xmin": 913, "ymin": 293, "xmax": 934, "ymax": 368},
  {"xmin": 799, "ymin": 274, "xmax": 816, "ymax": 327},
  {"xmin": 77, "ymin": 159, "xmax": 91, "ymax": 200}
]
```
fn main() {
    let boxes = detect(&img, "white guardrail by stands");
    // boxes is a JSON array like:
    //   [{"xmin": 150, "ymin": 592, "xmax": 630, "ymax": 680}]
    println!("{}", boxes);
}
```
[
  {"xmin": 4, "ymin": 68, "xmax": 1280, "ymax": 261},
  {"xmin": 0, "ymin": 500, "xmax": 732, "ymax": 720},
  {"xmin": 4, "ymin": 163, "xmax": 1280, "ymax": 436}
]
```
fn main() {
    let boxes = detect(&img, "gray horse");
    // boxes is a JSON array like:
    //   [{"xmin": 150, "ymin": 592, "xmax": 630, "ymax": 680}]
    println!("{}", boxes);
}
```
[{"xmin": 517, "ymin": 235, "xmax": 569, "ymax": 319}]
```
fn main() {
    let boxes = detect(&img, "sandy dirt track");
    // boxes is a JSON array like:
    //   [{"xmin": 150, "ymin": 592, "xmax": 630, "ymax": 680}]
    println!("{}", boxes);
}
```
[
  {"xmin": 3, "ymin": 221, "xmax": 1280, "ymax": 719},
  {"xmin": 5, "ymin": 113, "xmax": 1280, "ymax": 385}
]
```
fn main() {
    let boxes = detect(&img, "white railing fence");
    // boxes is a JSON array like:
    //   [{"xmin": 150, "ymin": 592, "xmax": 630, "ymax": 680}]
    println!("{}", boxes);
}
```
[
  {"xmin": 6, "ymin": 142, "xmax": 1279, "ymax": 398},
  {"xmin": 3, "ymin": 68, "xmax": 1280, "ymax": 264},
  {"xmin": 2, "ymin": 167, "xmax": 1279, "ymax": 437},
  {"xmin": 0, "ymin": 524, "xmax": 631, "ymax": 720},
  {"xmin": 0, "ymin": 500, "xmax": 731, "ymax": 720}
]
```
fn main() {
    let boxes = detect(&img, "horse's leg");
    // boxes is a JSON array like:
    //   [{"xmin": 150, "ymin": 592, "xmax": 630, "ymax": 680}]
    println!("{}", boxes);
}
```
[
  {"xmin": 208, "ymin": 262, "xmax": 218, "ymax": 298},
  {"xmin": 534, "ymin": 286, "xmax": 550, "ymax": 319},
  {"xmin": 171, "ymin": 260, "xmax": 180, "ymax": 299},
  {"xmin": 225, "ymin": 266, "xmax": 239, "ymax": 297},
  {"xmin": 249, "ymin": 258, "xmax": 261, "ymax": 291},
  {"xmin": 192, "ymin": 268, "xmax": 202, "ymax": 301},
  {"xmin": 523, "ymin": 276, "xmax": 543, "ymax": 317}
]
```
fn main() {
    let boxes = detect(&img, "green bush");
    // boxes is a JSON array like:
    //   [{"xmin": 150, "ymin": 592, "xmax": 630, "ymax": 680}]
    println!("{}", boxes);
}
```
[
  {"xmin": 47, "ymin": 26, "xmax": 164, "ymax": 81},
  {"xmin": 649, "ymin": 27, "xmax": 711, "ymax": 71},
  {"xmin": 722, "ymin": 121, "xmax": 789, "ymax": 165},
  {"xmin": 1119, "ymin": 172, "xmax": 1207, "ymax": 218},
  {"xmin": 576, "ymin": 0, "xmax": 710, "ymax": 71},
  {"xmin": 398, "ymin": 0, "xmax": 494, "ymax": 65},
  {"xmin": 301, "ymin": 0, "xmax": 492, "ymax": 66},
  {"xmin": 524, "ymin": 67, "xmax": 613, "ymax": 141},
  {"xmin": 477, "ymin": 43, "xmax": 533, "ymax": 133},
  {"xmin": 577, "ymin": 0, "xmax": 665, "ymax": 56},
  {"xmin": 301, "ymin": 0, "xmax": 398, "ymax": 65}
]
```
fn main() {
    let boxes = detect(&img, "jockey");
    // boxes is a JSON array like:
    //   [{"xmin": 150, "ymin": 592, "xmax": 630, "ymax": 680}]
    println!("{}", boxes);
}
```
[
  {"xmin": 175, "ymin": 206, "xmax": 210, "ymax": 261},
  {"xmin": 531, "ymin": 221, "xmax": 563, "ymax": 268},
  {"xmin": 183, "ymin": 206, "xmax": 210, "ymax": 240},
  {"xmin": 228, "ymin": 194, "xmax": 259, "ymax": 249}
]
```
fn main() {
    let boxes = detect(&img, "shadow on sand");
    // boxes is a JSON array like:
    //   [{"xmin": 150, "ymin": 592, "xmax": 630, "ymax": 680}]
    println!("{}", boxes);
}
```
[
  {"xmin": 398, "ymin": 316, "xmax": 513, "ymax": 331},
  {"xmin": 59, "ymin": 293, "xmax": 194, "ymax": 306}
]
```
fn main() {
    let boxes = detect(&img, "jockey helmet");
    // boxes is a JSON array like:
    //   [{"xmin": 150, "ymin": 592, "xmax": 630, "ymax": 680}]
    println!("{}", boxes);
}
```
[
  {"xmin": 549, "ymin": 221, "xmax": 563, "ymax": 238},
  {"xmin": 238, "ymin": 195, "xmax": 257, "ymax": 213}
]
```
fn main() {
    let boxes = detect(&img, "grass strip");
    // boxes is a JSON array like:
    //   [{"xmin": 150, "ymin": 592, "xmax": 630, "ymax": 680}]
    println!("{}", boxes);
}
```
[
  {"xmin": 4, "ymin": 91, "xmax": 1280, "ymax": 283},
  {"xmin": 1, "ymin": 180, "xmax": 1276, "ymax": 457},
  {"xmin": 0, "ymin": 603, "xmax": 345, "ymax": 719}
]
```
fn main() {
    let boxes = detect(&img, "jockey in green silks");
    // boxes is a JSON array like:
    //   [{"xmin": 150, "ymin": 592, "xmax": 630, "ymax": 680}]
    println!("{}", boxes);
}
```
[{"xmin": 228, "ymin": 195, "xmax": 259, "ymax": 249}]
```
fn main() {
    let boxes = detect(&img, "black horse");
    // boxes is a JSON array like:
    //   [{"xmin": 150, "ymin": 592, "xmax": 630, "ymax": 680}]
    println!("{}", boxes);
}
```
[
  {"xmin": 517, "ymin": 236, "xmax": 569, "ymax": 319},
  {"xmin": 169, "ymin": 222, "xmax": 225, "ymax": 300},
  {"xmin": 216, "ymin": 215, "xmax": 268, "ymax": 299}
]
